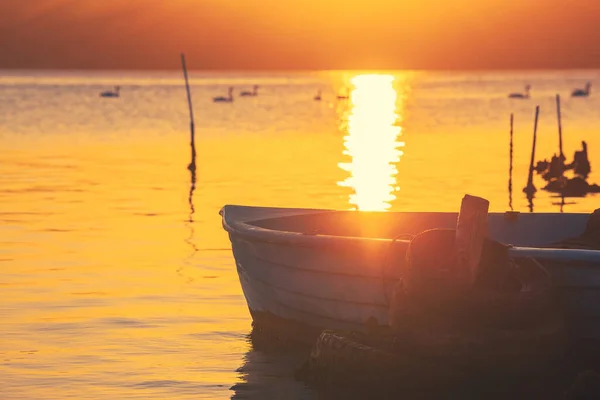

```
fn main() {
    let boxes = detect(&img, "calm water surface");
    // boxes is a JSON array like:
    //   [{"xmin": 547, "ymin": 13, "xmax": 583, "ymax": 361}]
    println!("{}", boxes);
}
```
[{"xmin": 2, "ymin": 69, "xmax": 600, "ymax": 399}]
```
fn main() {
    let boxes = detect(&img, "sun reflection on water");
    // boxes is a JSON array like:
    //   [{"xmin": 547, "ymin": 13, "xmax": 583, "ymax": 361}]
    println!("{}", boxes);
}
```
[{"xmin": 337, "ymin": 74, "xmax": 404, "ymax": 211}]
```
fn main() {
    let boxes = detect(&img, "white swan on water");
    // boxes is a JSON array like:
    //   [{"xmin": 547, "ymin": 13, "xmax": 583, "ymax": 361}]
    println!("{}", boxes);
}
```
[
  {"xmin": 572, "ymin": 82, "xmax": 591, "ymax": 97},
  {"xmin": 240, "ymin": 85, "xmax": 258, "ymax": 97},
  {"xmin": 100, "ymin": 86, "xmax": 120, "ymax": 98},
  {"xmin": 213, "ymin": 87, "xmax": 234, "ymax": 103},
  {"xmin": 508, "ymin": 84, "xmax": 530, "ymax": 99},
  {"xmin": 337, "ymin": 89, "xmax": 349, "ymax": 100}
]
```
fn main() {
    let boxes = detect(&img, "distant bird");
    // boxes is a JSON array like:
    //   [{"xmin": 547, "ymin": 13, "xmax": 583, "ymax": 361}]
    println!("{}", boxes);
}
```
[
  {"xmin": 240, "ymin": 85, "xmax": 259, "ymax": 97},
  {"xmin": 100, "ymin": 86, "xmax": 120, "ymax": 98},
  {"xmin": 572, "ymin": 82, "xmax": 591, "ymax": 97},
  {"xmin": 213, "ymin": 87, "xmax": 234, "ymax": 103},
  {"xmin": 508, "ymin": 84, "xmax": 531, "ymax": 99},
  {"xmin": 314, "ymin": 89, "xmax": 322, "ymax": 101}
]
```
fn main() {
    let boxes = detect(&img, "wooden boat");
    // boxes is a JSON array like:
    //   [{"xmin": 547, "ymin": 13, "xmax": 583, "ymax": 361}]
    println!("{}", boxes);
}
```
[{"xmin": 220, "ymin": 203, "xmax": 600, "ymax": 347}]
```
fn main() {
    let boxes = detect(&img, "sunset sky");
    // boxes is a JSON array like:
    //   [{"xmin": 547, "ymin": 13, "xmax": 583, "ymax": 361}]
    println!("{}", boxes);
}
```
[{"xmin": 1, "ymin": 0, "xmax": 599, "ymax": 70}]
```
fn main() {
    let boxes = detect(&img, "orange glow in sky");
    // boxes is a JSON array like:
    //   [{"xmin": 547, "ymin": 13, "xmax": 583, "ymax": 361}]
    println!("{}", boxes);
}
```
[{"xmin": 1, "ymin": 0, "xmax": 600, "ymax": 69}]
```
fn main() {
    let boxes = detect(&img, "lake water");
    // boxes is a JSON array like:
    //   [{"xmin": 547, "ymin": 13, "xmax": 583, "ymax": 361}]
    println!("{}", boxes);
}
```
[{"xmin": 1, "ymin": 69, "xmax": 600, "ymax": 399}]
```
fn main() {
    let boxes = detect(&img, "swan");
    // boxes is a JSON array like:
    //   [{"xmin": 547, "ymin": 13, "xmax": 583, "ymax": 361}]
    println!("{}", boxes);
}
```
[
  {"xmin": 572, "ymin": 82, "xmax": 591, "ymax": 97},
  {"xmin": 240, "ymin": 85, "xmax": 258, "ymax": 97},
  {"xmin": 213, "ymin": 87, "xmax": 234, "ymax": 103},
  {"xmin": 100, "ymin": 86, "xmax": 120, "ymax": 98},
  {"xmin": 508, "ymin": 84, "xmax": 531, "ymax": 99},
  {"xmin": 314, "ymin": 89, "xmax": 322, "ymax": 101}
]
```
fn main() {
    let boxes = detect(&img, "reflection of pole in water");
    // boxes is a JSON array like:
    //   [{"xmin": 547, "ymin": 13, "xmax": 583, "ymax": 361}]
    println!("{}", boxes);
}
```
[
  {"xmin": 508, "ymin": 113, "xmax": 514, "ymax": 211},
  {"xmin": 185, "ymin": 167, "xmax": 199, "ymax": 255},
  {"xmin": 188, "ymin": 163, "xmax": 197, "ymax": 222},
  {"xmin": 527, "ymin": 193, "xmax": 534, "ymax": 213},
  {"xmin": 523, "ymin": 106, "xmax": 540, "ymax": 209},
  {"xmin": 559, "ymin": 195, "xmax": 565, "ymax": 213},
  {"xmin": 552, "ymin": 195, "xmax": 575, "ymax": 213}
]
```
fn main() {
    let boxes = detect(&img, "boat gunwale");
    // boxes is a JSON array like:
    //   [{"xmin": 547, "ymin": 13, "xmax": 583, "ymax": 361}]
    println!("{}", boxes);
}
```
[
  {"xmin": 221, "ymin": 205, "xmax": 600, "ymax": 264},
  {"xmin": 221, "ymin": 205, "xmax": 412, "ymax": 249}
]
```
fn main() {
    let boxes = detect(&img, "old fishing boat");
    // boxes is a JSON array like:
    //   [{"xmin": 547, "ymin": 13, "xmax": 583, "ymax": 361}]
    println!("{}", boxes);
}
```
[{"xmin": 220, "ymin": 198, "xmax": 600, "ymax": 348}]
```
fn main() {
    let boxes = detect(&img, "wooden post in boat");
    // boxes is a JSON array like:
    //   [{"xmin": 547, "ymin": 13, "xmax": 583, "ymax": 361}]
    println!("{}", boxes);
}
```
[
  {"xmin": 455, "ymin": 194, "xmax": 490, "ymax": 285},
  {"xmin": 509, "ymin": 113, "xmax": 514, "ymax": 211},
  {"xmin": 523, "ymin": 106, "xmax": 540, "ymax": 197},
  {"xmin": 181, "ymin": 53, "xmax": 197, "ymax": 173},
  {"xmin": 556, "ymin": 94, "xmax": 564, "ymax": 159}
]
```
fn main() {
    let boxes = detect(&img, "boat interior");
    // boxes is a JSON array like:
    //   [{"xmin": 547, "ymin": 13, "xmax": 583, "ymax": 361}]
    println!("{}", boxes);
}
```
[{"xmin": 247, "ymin": 210, "xmax": 591, "ymax": 248}]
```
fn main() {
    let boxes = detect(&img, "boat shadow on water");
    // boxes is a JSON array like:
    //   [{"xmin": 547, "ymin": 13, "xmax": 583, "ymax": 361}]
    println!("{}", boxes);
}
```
[
  {"xmin": 231, "ymin": 327, "xmax": 439, "ymax": 400},
  {"xmin": 231, "ymin": 325, "xmax": 582, "ymax": 400},
  {"xmin": 229, "ymin": 342, "xmax": 314, "ymax": 400}
]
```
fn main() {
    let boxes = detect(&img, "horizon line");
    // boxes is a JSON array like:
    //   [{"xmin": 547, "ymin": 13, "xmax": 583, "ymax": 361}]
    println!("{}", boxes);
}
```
[{"xmin": 1, "ymin": 67, "xmax": 600, "ymax": 73}]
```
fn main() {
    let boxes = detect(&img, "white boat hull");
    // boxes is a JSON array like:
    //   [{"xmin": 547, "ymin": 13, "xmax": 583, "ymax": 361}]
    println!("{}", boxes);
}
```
[
  {"xmin": 232, "ymin": 236, "xmax": 392, "ymax": 331},
  {"xmin": 222, "ymin": 205, "xmax": 600, "ymax": 342}
]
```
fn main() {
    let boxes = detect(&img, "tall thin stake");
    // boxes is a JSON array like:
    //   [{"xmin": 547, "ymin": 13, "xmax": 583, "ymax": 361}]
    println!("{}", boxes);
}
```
[
  {"xmin": 524, "ymin": 106, "xmax": 540, "ymax": 197},
  {"xmin": 181, "ymin": 53, "xmax": 196, "ymax": 173},
  {"xmin": 556, "ymin": 94, "xmax": 564, "ymax": 159},
  {"xmin": 509, "ymin": 113, "xmax": 514, "ymax": 210},
  {"xmin": 181, "ymin": 53, "xmax": 197, "ymax": 224}
]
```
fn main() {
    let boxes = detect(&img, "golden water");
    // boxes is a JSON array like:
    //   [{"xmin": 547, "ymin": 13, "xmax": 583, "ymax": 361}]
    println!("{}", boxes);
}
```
[{"xmin": 1, "ymin": 69, "xmax": 600, "ymax": 399}]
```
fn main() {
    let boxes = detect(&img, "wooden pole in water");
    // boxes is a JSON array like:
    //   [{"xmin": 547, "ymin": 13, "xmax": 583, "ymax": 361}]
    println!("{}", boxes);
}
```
[
  {"xmin": 181, "ymin": 53, "xmax": 197, "ymax": 223},
  {"xmin": 556, "ymin": 94, "xmax": 564, "ymax": 159},
  {"xmin": 524, "ymin": 106, "xmax": 540, "ymax": 196},
  {"xmin": 181, "ymin": 53, "xmax": 196, "ymax": 172},
  {"xmin": 509, "ymin": 113, "xmax": 514, "ymax": 210}
]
